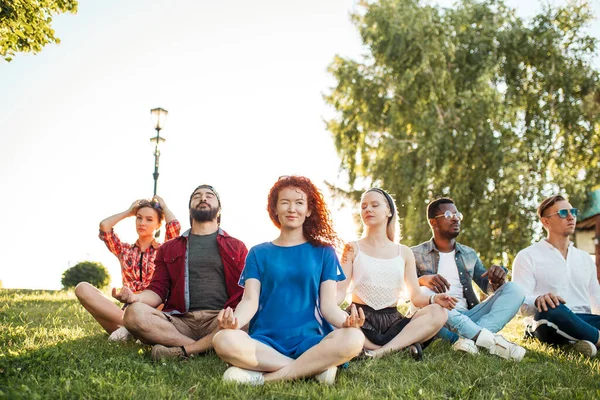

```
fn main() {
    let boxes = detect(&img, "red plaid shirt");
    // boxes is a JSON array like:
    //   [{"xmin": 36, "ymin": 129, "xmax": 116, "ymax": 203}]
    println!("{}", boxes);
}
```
[{"xmin": 99, "ymin": 219, "xmax": 181, "ymax": 292}]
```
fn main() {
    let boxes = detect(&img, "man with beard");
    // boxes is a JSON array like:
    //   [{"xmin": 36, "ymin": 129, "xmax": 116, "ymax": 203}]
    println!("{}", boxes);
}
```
[
  {"xmin": 512, "ymin": 195, "xmax": 600, "ymax": 358},
  {"xmin": 411, "ymin": 198, "xmax": 526, "ymax": 361},
  {"xmin": 112, "ymin": 185, "xmax": 248, "ymax": 360}
]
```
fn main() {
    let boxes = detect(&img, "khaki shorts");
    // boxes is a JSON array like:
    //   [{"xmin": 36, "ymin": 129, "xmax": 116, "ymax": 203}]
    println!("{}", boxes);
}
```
[{"xmin": 163, "ymin": 310, "xmax": 220, "ymax": 341}]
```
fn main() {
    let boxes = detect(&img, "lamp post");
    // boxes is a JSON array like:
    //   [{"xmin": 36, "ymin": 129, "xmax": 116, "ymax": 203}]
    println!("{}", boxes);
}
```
[{"xmin": 150, "ymin": 107, "xmax": 168, "ymax": 197}]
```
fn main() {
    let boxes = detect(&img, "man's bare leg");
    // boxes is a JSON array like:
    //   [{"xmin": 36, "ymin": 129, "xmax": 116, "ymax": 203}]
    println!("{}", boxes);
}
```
[{"xmin": 123, "ymin": 302, "xmax": 195, "ymax": 346}]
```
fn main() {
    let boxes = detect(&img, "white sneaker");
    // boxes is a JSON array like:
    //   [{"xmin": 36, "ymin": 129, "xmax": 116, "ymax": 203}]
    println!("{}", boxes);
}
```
[
  {"xmin": 223, "ymin": 366, "xmax": 264, "ymax": 386},
  {"xmin": 314, "ymin": 367, "xmax": 337, "ymax": 385},
  {"xmin": 572, "ymin": 340, "xmax": 597, "ymax": 358},
  {"xmin": 475, "ymin": 329, "xmax": 526, "ymax": 361},
  {"xmin": 452, "ymin": 338, "xmax": 479, "ymax": 354},
  {"xmin": 108, "ymin": 326, "xmax": 132, "ymax": 342}
]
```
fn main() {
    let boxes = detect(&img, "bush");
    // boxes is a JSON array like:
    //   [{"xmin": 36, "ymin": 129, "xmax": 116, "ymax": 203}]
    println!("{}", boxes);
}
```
[{"xmin": 61, "ymin": 261, "xmax": 110, "ymax": 289}]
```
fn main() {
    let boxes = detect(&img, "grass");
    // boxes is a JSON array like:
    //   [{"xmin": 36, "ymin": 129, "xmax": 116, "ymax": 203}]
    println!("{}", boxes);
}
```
[{"xmin": 1, "ymin": 289, "xmax": 599, "ymax": 400}]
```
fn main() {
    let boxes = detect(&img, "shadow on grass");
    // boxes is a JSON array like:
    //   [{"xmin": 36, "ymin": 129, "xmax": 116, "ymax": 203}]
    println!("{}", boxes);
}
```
[{"xmin": 1, "ymin": 289, "xmax": 600, "ymax": 399}]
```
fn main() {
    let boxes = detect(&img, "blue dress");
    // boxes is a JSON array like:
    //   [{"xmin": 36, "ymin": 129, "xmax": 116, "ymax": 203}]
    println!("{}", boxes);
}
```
[{"xmin": 239, "ymin": 241, "xmax": 345, "ymax": 359}]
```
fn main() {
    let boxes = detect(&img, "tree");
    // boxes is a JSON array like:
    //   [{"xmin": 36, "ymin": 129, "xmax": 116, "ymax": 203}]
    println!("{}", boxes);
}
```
[
  {"xmin": 61, "ymin": 261, "xmax": 110, "ymax": 289},
  {"xmin": 325, "ymin": 0, "xmax": 600, "ymax": 266},
  {"xmin": 0, "ymin": 0, "xmax": 78, "ymax": 62}
]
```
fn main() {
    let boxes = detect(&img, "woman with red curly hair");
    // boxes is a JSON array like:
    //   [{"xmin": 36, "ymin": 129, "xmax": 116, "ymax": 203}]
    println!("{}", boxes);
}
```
[{"xmin": 212, "ymin": 176, "xmax": 365, "ymax": 386}]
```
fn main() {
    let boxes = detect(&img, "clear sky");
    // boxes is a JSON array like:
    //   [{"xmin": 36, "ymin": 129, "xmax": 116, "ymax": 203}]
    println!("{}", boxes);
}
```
[{"xmin": 2, "ymin": 0, "xmax": 598, "ymax": 290}]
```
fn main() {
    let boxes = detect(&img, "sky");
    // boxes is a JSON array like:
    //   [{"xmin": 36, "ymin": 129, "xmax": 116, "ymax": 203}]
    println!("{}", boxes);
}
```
[{"xmin": 2, "ymin": 0, "xmax": 599, "ymax": 290}]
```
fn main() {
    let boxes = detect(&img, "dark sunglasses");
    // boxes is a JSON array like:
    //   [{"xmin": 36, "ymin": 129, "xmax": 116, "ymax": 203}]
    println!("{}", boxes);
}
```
[
  {"xmin": 434, "ymin": 210, "xmax": 464, "ymax": 221},
  {"xmin": 545, "ymin": 208, "xmax": 578, "ymax": 219},
  {"xmin": 138, "ymin": 200, "xmax": 162, "ymax": 210}
]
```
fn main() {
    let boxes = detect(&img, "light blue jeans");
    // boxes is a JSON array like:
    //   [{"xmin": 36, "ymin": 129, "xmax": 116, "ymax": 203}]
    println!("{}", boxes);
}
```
[{"xmin": 436, "ymin": 281, "xmax": 525, "ymax": 342}]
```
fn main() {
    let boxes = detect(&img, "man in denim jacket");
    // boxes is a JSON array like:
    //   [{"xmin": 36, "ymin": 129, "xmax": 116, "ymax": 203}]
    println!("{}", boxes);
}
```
[{"xmin": 411, "ymin": 198, "xmax": 526, "ymax": 361}]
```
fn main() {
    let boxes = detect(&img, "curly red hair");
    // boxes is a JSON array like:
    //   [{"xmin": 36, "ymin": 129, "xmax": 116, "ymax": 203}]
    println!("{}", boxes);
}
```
[{"xmin": 267, "ymin": 176, "xmax": 340, "ymax": 248}]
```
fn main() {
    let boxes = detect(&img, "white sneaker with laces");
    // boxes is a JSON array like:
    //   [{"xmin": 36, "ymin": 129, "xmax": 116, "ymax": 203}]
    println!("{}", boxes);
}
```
[
  {"xmin": 452, "ymin": 338, "xmax": 479, "ymax": 354},
  {"xmin": 572, "ymin": 340, "xmax": 597, "ymax": 358},
  {"xmin": 108, "ymin": 326, "xmax": 132, "ymax": 342},
  {"xmin": 223, "ymin": 366, "xmax": 265, "ymax": 386},
  {"xmin": 314, "ymin": 367, "xmax": 337, "ymax": 385},
  {"xmin": 475, "ymin": 329, "xmax": 526, "ymax": 361}
]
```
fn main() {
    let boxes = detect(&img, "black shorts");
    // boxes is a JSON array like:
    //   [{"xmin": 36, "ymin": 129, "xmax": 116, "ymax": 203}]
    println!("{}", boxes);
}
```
[{"xmin": 347, "ymin": 303, "xmax": 412, "ymax": 346}]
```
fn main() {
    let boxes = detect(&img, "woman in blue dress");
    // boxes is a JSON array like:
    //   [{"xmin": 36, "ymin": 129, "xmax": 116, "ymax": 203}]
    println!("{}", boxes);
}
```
[{"xmin": 212, "ymin": 175, "xmax": 365, "ymax": 385}]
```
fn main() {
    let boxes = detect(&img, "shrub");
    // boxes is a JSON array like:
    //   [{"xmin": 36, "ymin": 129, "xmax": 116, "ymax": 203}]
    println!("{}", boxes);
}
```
[{"xmin": 61, "ymin": 261, "xmax": 110, "ymax": 289}]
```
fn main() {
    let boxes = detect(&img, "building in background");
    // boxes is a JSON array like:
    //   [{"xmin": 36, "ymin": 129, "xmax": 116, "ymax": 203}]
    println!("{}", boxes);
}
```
[{"xmin": 575, "ymin": 188, "xmax": 600, "ymax": 277}]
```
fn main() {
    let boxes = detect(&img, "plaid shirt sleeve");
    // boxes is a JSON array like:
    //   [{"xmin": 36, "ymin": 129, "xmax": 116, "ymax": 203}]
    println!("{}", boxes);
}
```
[
  {"xmin": 164, "ymin": 219, "xmax": 181, "ymax": 242},
  {"xmin": 98, "ymin": 229, "xmax": 123, "ymax": 258}
]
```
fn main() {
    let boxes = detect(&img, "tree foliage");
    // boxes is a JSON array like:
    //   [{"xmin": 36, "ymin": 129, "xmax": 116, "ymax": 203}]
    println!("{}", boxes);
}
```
[
  {"xmin": 0, "ymin": 0, "xmax": 77, "ymax": 62},
  {"xmin": 325, "ymin": 0, "xmax": 600, "ymax": 266},
  {"xmin": 61, "ymin": 261, "xmax": 110, "ymax": 289}
]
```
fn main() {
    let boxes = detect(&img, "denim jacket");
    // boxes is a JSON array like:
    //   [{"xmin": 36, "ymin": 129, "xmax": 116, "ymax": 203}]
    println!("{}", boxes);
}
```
[{"xmin": 411, "ymin": 238, "xmax": 497, "ymax": 310}]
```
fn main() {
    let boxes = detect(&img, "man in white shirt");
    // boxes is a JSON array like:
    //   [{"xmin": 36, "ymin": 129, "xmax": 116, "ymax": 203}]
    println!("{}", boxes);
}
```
[{"xmin": 512, "ymin": 194, "xmax": 600, "ymax": 358}]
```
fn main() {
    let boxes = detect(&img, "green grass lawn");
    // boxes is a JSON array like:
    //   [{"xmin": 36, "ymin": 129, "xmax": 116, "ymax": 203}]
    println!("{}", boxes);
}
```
[{"xmin": 1, "ymin": 289, "xmax": 599, "ymax": 399}]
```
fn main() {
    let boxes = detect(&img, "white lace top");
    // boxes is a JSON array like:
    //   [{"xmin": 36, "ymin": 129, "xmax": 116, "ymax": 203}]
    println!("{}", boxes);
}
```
[{"xmin": 350, "ymin": 242, "xmax": 406, "ymax": 310}]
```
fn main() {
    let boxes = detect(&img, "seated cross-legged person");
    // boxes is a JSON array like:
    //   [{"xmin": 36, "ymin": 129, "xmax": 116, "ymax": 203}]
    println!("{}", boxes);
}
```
[
  {"xmin": 338, "ymin": 188, "xmax": 455, "ymax": 360},
  {"xmin": 512, "ymin": 195, "xmax": 600, "ymax": 358},
  {"xmin": 112, "ymin": 185, "xmax": 248, "ymax": 361},
  {"xmin": 412, "ymin": 197, "xmax": 526, "ymax": 361},
  {"xmin": 75, "ymin": 196, "xmax": 180, "ymax": 341},
  {"xmin": 212, "ymin": 176, "xmax": 365, "ymax": 386}
]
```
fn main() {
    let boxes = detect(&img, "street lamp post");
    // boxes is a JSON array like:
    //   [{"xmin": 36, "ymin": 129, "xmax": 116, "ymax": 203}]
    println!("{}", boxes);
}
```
[{"xmin": 150, "ymin": 107, "xmax": 168, "ymax": 197}]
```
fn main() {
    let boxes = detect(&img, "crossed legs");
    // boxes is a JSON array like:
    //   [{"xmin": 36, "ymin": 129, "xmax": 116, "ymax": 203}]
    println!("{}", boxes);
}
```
[
  {"xmin": 364, "ymin": 304, "xmax": 447, "ymax": 358},
  {"xmin": 123, "ymin": 302, "xmax": 216, "ymax": 355},
  {"xmin": 212, "ymin": 327, "xmax": 364, "ymax": 383}
]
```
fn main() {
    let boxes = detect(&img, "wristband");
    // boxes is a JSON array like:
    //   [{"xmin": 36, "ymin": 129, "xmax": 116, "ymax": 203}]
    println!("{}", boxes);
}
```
[{"xmin": 429, "ymin": 294, "xmax": 436, "ymax": 305}]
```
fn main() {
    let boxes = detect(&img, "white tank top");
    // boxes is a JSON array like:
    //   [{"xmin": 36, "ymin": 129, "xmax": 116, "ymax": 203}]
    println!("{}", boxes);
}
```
[{"xmin": 350, "ymin": 242, "xmax": 406, "ymax": 310}]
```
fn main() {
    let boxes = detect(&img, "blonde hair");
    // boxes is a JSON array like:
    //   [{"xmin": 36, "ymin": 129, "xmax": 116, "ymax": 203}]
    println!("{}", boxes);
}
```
[{"xmin": 363, "ymin": 188, "xmax": 401, "ymax": 243}]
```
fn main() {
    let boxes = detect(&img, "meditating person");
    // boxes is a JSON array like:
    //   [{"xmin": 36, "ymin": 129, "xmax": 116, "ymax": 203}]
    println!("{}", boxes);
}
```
[
  {"xmin": 338, "ymin": 188, "xmax": 455, "ymax": 360},
  {"xmin": 412, "ymin": 197, "xmax": 526, "ymax": 361},
  {"xmin": 75, "ymin": 196, "xmax": 180, "ymax": 341},
  {"xmin": 113, "ymin": 185, "xmax": 248, "ymax": 361},
  {"xmin": 513, "ymin": 194, "xmax": 600, "ymax": 358},
  {"xmin": 212, "ymin": 175, "xmax": 365, "ymax": 385}
]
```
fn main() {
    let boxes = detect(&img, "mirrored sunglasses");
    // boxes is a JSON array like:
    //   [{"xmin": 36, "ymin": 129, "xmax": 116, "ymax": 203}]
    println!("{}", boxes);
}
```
[
  {"xmin": 434, "ymin": 210, "xmax": 464, "ymax": 221},
  {"xmin": 546, "ymin": 208, "xmax": 578, "ymax": 219}
]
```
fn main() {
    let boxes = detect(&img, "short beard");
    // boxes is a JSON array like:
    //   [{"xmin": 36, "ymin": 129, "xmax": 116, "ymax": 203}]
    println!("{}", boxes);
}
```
[
  {"xmin": 441, "ymin": 229, "xmax": 460, "ymax": 240},
  {"xmin": 190, "ymin": 206, "xmax": 219, "ymax": 223}
]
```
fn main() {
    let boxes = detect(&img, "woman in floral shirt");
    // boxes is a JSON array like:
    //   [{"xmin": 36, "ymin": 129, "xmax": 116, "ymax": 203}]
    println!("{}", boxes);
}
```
[{"xmin": 75, "ymin": 196, "xmax": 180, "ymax": 341}]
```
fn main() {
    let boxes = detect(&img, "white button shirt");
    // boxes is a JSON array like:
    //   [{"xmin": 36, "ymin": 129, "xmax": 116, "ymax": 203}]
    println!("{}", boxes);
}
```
[{"xmin": 512, "ymin": 240, "xmax": 600, "ymax": 316}]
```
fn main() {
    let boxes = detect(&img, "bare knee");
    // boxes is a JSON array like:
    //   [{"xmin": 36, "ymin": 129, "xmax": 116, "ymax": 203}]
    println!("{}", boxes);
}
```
[
  {"xmin": 213, "ymin": 330, "xmax": 245, "ymax": 359},
  {"xmin": 335, "ymin": 328, "xmax": 365, "ymax": 357},
  {"xmin": 74, "ymin": 282, "xmax": 95, "ymax": 302},
  {"xmin": 123, "ymin": 302, "xmax": 151, "ymax": 332},
  {"xmin": 429, "ymin": 304, "xmax": 448, "ymax": 325}
]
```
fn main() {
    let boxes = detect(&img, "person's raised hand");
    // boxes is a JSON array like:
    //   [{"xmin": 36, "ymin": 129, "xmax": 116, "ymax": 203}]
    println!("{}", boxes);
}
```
[
  {"xmin": 217, "ymin": 307, "xmax": 239, "ymax": 330},
  {"xmin": 127, "ymin": 200, "xmax": 145, "ymax": 216},
  {"xmin": 418, "ymin": 274, "xmax": 450, "ymax": 293},
  {"xmin": 153, "ymin": 195, "xmax": 167, "ymax": 210},
  {"xmin": 482, "ymin": 264, "xmax": 506, "ymax": 289},
  {"xmin": 111, "ymin": 287, "xmax": 138, "ymax": 304},
  {"xmin": 342, "ymin": 304, "xmax": 366, "ymax": 328},
  {"xmin": 434, "ymin": 293, "xmax": 458, "ymax": 310},
  {"xmin": 535, "ymin": 292, "xmax": 566, "ymax": 312}
]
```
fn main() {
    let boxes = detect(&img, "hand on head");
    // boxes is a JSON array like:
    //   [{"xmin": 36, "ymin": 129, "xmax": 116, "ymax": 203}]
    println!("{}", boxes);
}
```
[
  {"xmin": 152, "ymin": 195, "xmax": 167, "ymax": 209},
  {"xmin": 127, "ymin": 199, "xmax": 147, "ymax": 216},
  {"xmin": 343, "ymin": 304, "xmax": 366, "ymax": 328},
  {"xmin": 217, "ymin": 307, "xmax": 239, "ymax": 330}
]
